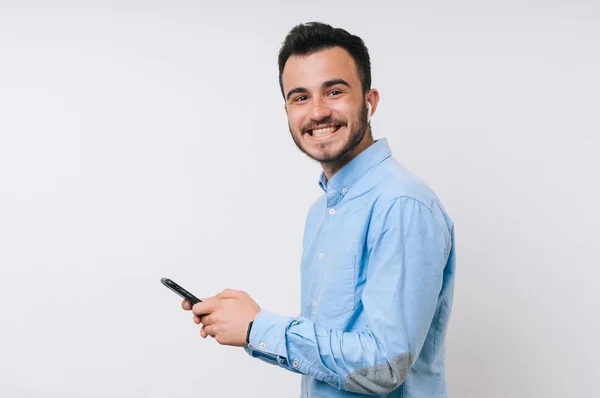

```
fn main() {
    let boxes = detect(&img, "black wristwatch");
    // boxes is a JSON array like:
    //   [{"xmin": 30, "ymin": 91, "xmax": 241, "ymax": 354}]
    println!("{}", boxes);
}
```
[{"xmin": 246, "ymin": 320, "xmax": 254, "ymax": 344}]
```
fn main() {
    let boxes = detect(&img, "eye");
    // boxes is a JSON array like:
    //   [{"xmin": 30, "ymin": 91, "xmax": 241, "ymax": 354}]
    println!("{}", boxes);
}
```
[
  {"xmin": 294, "ymin": 95, "xmax": 308, "ymax": 102},
  {"xmin": 328, "ymin": 90, "xmax": 342, "ymax": 97}
]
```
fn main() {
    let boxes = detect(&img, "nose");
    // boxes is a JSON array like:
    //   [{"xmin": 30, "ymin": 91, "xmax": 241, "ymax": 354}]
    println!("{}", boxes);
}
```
[{"xmin": 310, "ymin": 97, "xmax": 332, "ymax": 121}]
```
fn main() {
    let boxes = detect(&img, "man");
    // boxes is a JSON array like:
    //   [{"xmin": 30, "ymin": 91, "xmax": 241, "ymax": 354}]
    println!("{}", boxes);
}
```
[{"xmin": 182, "ymin": 22, "xmax": 456, "ymax": 397}]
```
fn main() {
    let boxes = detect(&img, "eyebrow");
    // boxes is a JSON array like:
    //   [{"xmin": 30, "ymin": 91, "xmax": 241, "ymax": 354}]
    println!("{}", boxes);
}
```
[
  {"xmin": 323, "ymin": 79, "xmax": 351, "ymax": 89},
  {"xmin": 285, "ymin": 78, "xmax": 352, "ymax": 101}
]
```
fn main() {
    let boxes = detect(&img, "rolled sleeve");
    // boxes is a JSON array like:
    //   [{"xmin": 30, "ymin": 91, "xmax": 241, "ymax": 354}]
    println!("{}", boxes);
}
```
[
  {"xmin": 243, "ymin": 309, "xmax": 304, "ymax": 372},
  {"xmin": 247, "ymin": 309, "xmax": 292, "ymax": 357}
]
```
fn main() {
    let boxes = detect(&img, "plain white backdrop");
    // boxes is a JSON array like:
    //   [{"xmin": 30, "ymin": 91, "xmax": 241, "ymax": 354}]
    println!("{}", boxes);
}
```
[{"xmin": 1, "ymin": 1, "xmax": 598, "ymax": 397}]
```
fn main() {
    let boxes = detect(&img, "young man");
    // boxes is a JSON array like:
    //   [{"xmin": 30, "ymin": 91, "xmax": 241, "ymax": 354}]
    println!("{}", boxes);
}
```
[{"xmin": 182, "ymin": 22, "xmax": 456, "ymax": 397}]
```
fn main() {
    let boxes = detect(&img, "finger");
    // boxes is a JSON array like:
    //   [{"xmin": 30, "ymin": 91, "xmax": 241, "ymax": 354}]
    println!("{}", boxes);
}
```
[
  {"xmin": 200, "ymin": 326, "xmax": 207, "ymax": 338},
  {"xmin": 181, "ymin": 300, "xmax": 192, "ymax": 311},
  {"xmin": 204, "ymin": 325, "xmax": 216, "ymax": 337},
  {"xmin": 192, "ymin": 298, "xmax": 219, "ymax": 316},
  {"xmin": 199, "ymin": 314, "xmax": 212, "ymax": 325},
  {"xmin": 193, "ymin": 315, "xmax": 201, "ymax": 325}
]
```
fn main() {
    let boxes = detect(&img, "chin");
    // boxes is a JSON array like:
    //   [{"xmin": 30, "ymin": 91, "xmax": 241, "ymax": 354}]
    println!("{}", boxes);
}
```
[
  {"xmin": 307, "ymin": 146, "xmax": 349, "ymax": 163},
  {"xmin": 291, "ymin": 127, "xmax": 356, "ymax": 163}
]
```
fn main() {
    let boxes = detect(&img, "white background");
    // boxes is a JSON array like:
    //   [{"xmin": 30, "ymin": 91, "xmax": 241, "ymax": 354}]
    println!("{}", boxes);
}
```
[{"xmin": 1, "ymin": 1, "xmax": 599, "ymax": 397}]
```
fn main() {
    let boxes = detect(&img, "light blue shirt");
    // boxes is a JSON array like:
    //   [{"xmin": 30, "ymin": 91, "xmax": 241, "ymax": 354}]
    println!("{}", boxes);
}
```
[{"xmin": 245, "ymin": 138, "xmax": 455, "ymax": 397}]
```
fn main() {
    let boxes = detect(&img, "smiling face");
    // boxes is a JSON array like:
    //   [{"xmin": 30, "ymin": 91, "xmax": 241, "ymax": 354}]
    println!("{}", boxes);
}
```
[{"xmin": 282, "ymin": 46, "xmax": 379, "ymax": 176}]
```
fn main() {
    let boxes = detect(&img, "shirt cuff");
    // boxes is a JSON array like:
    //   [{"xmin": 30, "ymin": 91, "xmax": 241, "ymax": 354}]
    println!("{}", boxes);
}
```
[
  {"xmin": 243, "ymin": 345, "xmax": 280, "ymax": 366},
  {"xmin": 247, "ymin": 309, "xmax": 293, "ymax": 358}
]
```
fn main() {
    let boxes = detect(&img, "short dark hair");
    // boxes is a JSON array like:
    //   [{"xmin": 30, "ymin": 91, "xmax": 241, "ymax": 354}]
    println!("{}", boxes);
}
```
[{"xmin": 278, "ymin": 22, "xmax": 372, "ymax": 98}]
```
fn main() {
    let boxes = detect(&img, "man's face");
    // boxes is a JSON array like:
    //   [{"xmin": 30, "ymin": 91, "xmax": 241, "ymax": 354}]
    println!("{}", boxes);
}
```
[{"xmin": 281, "ymin": 46, "xmax": 373, "ymax": 164}]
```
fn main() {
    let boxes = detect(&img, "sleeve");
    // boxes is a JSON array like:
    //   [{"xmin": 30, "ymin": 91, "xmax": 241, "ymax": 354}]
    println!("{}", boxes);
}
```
[{"xmin": 244, "ymin": 197, "xmax": 450, "ymax": 394}]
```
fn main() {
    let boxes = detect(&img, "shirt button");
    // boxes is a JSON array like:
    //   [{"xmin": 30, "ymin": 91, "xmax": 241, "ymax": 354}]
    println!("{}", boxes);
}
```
[
  {"xmin": 329, "ymin": 208, "xmax": 335, "ymax": 215},
  {"xmin": 259, "ymin": 342, "xmax": 266, "ymax": 349},
  {"xmin": 342, "ymin": 188, "xmax": 348, "ymax": 194},
  {"xmin": 318, "ymin": 253, "xmax": 324, "ymax": 259},
  {"xmin": 312, "ymin": 301, "xmax": 316, "ymax": 308},
  {"xmin": 293, "ymin": 360, "xmax": 299, "ymax": 367}
]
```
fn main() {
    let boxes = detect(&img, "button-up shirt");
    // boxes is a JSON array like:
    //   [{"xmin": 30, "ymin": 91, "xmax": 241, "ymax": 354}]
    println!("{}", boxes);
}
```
[{"xmin": 244, "ymin": 138, "xmax": 456, "ymax": 397}]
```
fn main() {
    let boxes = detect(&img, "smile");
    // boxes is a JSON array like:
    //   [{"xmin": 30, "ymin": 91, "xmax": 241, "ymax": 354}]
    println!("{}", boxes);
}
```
[{"xmin": 307, "ymin": 125, "xmax": 342, "ymax": 137}]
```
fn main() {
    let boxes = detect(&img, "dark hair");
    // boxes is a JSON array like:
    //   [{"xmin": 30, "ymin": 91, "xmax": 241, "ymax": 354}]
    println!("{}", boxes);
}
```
[{"xmin": 278, "ymin": 22, "xmax": 372, "ymax": 97}]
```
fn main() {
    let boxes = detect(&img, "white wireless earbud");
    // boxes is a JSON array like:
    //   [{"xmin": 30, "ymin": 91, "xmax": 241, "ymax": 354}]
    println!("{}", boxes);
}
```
[{"xmin": 367, "ymin": 102, "xmax": 372, "ymax": 122}]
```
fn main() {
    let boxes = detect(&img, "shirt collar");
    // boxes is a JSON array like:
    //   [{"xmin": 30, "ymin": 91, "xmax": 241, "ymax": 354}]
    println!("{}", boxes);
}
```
[{"xmin": 318, "ymin": 138, "xmax": 392, "ymax": 193}]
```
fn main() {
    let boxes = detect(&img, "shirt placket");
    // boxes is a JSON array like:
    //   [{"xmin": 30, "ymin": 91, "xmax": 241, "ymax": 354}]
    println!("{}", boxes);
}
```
[{"xmin": 309, "ymin": 187, "xmax": 344, "ymax": 320}]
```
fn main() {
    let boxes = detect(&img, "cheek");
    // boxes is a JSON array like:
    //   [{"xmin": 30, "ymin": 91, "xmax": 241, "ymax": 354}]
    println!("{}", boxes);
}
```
[
  {"xmin": 330, "ymin": 103, "xmax": 355, "ymax": 122},
  {"xmin": 287, "ymin": 111, "xmax": 306, "ymax": 131}
]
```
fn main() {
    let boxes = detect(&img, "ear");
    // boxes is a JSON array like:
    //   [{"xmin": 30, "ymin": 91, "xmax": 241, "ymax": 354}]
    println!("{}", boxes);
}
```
[{"xmin": 365, "ymin": 89, "xmax": 380, "ymax": 119}]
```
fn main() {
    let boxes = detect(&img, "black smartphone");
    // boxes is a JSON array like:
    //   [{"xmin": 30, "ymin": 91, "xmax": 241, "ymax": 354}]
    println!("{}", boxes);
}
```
[{"xmin": 161, "ymin": 277, "xmax": 202, "ymax": 305}]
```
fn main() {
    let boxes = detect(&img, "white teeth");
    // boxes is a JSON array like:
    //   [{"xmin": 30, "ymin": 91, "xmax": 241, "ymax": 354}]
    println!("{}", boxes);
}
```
[{"xmin": 312, "ymin": 126, "xmax": 337, "ymax": 136}]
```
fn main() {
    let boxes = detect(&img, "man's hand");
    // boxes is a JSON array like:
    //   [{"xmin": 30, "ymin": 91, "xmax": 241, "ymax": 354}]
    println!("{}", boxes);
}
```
[{"xmin": 181, "ymin": 289, "xmax": 261, "ymax": 347}]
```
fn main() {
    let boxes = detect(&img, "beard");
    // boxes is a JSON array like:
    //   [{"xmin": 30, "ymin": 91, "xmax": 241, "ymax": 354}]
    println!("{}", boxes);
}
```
[{"xmin": 288, "ymin": 101, "xmax": 369, "ymax": 164}]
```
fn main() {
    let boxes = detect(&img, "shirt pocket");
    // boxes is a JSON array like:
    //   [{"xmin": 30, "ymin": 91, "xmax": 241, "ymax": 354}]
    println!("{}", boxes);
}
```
[{"xmin": 318, "ymin": 249, "xmax": 357, "ymax": 319}]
